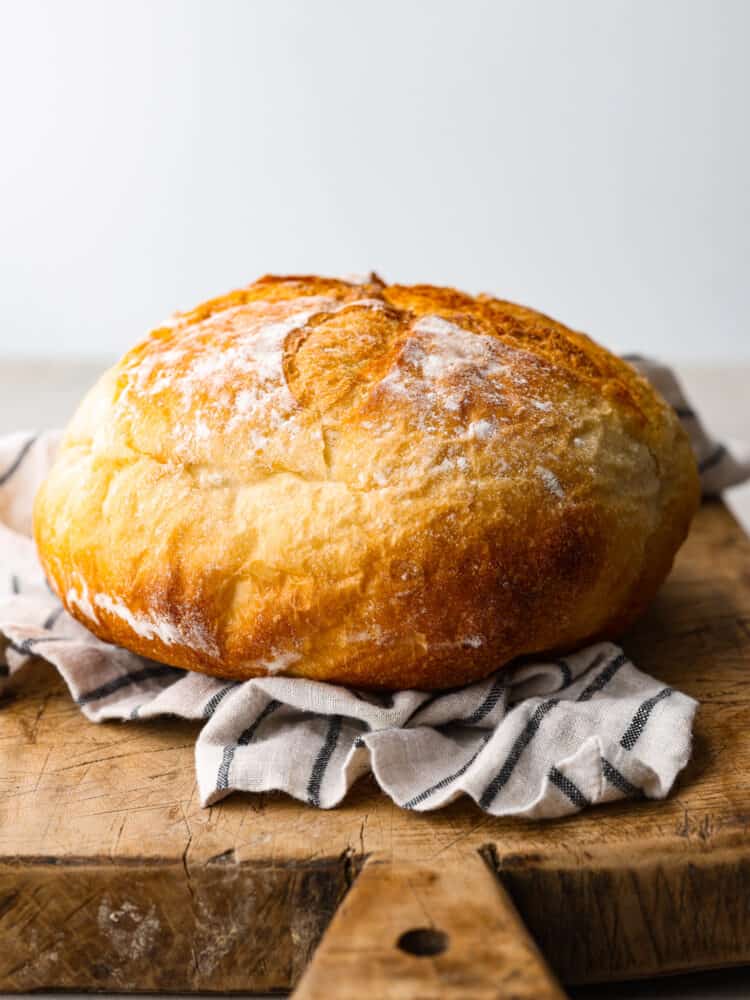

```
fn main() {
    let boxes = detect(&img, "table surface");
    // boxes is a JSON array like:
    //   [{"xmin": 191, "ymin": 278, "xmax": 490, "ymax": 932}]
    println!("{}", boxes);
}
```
[{"xmin": 2, "ymin": 358, "xmax": 749, "ymax": 1000}]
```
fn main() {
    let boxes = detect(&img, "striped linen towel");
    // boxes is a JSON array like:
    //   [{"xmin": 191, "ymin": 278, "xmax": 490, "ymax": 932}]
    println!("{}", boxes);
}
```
[{"xmin": 0, "ymin": 359, "xmax": 747, "ymax": 817}]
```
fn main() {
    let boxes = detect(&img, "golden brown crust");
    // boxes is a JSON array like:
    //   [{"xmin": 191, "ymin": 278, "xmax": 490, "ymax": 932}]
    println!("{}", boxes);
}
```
[{"xmin": 33, "ymin": 275, "xmax": 700, "ymax": 688}]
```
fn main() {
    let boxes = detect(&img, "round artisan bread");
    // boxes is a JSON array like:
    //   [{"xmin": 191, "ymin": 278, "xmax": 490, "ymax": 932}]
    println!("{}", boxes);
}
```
[{"xmin": 33, "ymin": 274, "xmax": 700, "ymax": 689}]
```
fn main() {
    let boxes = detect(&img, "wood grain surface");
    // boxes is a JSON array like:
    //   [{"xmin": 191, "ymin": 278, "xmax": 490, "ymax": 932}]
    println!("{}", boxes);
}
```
[
  {"xmin": 1, "ymin": 499, "xmax": 749, "ymax": 993},
  {"xmin": 292, "ymin": 855, "xmax": 567, "ymax": 999}
]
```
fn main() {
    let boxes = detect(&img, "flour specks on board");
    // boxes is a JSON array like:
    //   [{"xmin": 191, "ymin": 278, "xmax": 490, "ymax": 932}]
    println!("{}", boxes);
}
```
[{"xmin": 97, "ymin": 899, "xmax": 161, "ymax": 962}]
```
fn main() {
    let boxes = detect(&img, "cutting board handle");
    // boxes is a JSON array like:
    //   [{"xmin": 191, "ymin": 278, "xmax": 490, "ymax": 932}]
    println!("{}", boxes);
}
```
[{"xmin": 292, "ymin": 851, "xmax": 568, "ymax": 999}]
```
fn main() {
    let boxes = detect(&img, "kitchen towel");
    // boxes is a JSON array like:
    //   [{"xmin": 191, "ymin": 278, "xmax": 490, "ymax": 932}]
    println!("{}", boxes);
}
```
[{"xmin": 1, "ymin": 359, "xmax": 747, "ymax": 817}]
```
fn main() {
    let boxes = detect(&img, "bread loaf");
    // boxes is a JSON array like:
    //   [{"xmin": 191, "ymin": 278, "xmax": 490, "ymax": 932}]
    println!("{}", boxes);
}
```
[{"xmin": 33, "ymin": 274, "xmax": 700, "ymax": 689}]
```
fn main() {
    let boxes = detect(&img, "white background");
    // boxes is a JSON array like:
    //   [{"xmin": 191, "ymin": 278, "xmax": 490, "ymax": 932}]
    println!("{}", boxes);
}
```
[{"xmin": 0, "ymin": 0, "xmax": 748, "ymax": 362}]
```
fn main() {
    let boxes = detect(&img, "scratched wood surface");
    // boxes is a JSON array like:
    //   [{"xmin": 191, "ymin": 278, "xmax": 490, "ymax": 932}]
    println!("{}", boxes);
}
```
[
  {"xmin": 0, "ymin": 499, "xmax": 749, "ymax": 993},
  {"xmin": 293, "ymin": 856, "xmax": 567, "ymax": 999}
]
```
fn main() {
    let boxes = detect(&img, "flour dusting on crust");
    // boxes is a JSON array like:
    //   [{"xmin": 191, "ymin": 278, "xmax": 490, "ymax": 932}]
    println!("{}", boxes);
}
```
[
  {"xmin": 377, "ymin": 315, "xmax": 522, "ymax": 429},
  {"xmin": 536, "ymin": 465, "xmax": 565, "ymax": 499},
  {"xmin": 93, "ymin": 593, "xmax": 219, "ymax": 656},
  {"xmin": 242, "ymin": 649, "xmax": 302, "ymax": 674},
  {"xmin": 119, "ymin": 296, "xmax": 388, "ymax": 457},
  {"xmin": 67, "ymin": 576, "xmax": 98, "ymax": 624}
]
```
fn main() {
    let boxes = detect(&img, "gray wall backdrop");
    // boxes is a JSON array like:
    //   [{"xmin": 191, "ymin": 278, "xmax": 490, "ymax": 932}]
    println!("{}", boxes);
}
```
[{"xmin": 1, "ymin": 0, "xmax": 748, "ymax": 360}]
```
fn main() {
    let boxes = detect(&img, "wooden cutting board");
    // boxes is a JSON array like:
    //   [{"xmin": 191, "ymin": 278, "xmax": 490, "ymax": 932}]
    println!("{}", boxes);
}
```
[{"xmin": 1, "ymin": 500, "xmax": 749, "ymax": 996}]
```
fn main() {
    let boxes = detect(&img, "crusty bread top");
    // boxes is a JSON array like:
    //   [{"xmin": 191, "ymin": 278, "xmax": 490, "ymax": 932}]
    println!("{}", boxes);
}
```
[
  {"xmin": 33, "ymin": 275, "xmax": 699, "ymax": 688},
  {"xmin": 123, "ymin": 273, "xmax": 668, "ymax": 456}
]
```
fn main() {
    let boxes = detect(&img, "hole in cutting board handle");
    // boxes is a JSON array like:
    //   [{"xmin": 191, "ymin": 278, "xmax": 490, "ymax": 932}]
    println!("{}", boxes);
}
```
[{"xmin": 397, "ymin": 927, "xmax": 449, "ymax": 957}]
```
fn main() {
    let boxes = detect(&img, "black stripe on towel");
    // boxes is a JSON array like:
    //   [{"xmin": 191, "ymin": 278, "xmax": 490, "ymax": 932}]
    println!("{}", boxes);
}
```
[
  {"xmin": 202, "ymin": 682, "xmax": 238, "ymax": 719},
  {"xmin": 403, "ymin": 732, "xmax": 493, "ymax": 809},
  {"xmin": 76, "ymin": 664, "xmax": 180, "ymax": 705},
  {"xmin": 10, "ymin": 574, "xmax": 20, "ymax": 595},
  {"xmin": 698, "ymin": 444, "xmax": 727, "ymax": 475},
  {"xmin": 5, "ymin": 638, "xmax": 31, "ymax": 658},
  {"xmin": 42, "ymin": 605, "xmax": 65, "ymax": 630},
  {"xmin": 236, "ymin": 699, "xmax": 283, "ymax": 746},
  {"xmin": 307, "ymin": 715, "xmax": 343, "ymax": 807},
  {"xmin": 215, "ymin": 698, "xmax": 282, "ymax": 791},
  {"xmin": 548, "ymin": 766, "xmax": 590, "ymax": 808},
  {"xmin": 602, "ymin": 759, "xmax": 641, "ymax": 797},
  {"xmin": 620, "ymin": 688, "xmax": 673, "ymax": 751},
  {"xmin": 215, "ymin": 745, "xmax": 236, "ymax": 793},
  {"xmin": 0, "ymin": 435, "xmax": 37, "ymax": 487},
  {"xmin": 457, "ymin": 674, "xmax": 506, "ymax": 725},
  {"xmin": 8, "ymin": 635, "xmax": 69, "ymax": 656},
  {"xmin": 556, "ymin": 659, "xmax": 573, "ymax": 691},
  {"xmin": 479, "ymin": 699, "xmax": 559, "ymax": 809},
  {"xmin": 576, "ymin": 652, "xmax": 627, "ymax": 702}
]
